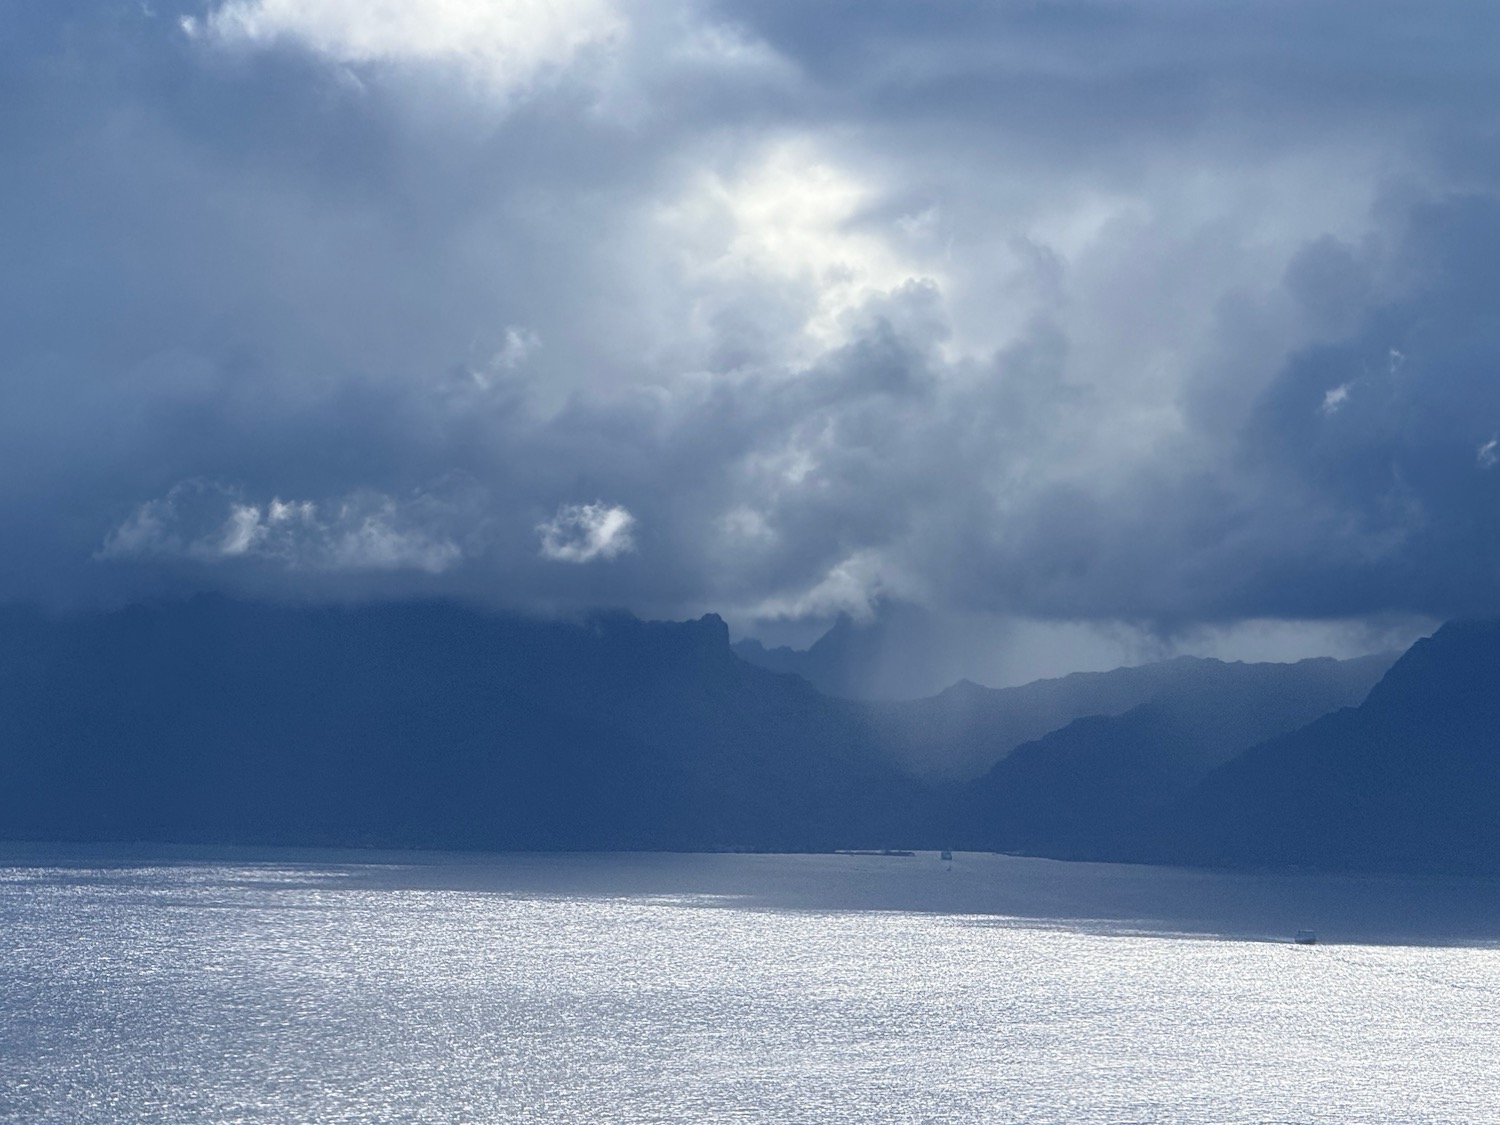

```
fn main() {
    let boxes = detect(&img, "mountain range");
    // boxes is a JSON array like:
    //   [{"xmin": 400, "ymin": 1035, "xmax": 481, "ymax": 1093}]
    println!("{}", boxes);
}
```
[
  {"xmin": 1114, "ymin": 619, "xmax": 1500, "ymax": 874},
  {"xmin": 953, "ymin": 652, "xmax": 1394, "ymax": 851},
  {"xmin": 4, "ymin": 596, "xmax": 1494, "ymax": 874},
  {"xmin": 858, "ymin": 652, "xmax": 1391, "ymax": 782},
  {"xmin": 0, "ymin": 598, "xmax": 922, "ymax": 852}
]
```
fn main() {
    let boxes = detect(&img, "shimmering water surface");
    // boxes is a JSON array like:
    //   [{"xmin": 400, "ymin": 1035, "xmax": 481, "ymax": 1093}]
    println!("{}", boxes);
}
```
[{"xmin": 3, "ymin": 847, "xmax": 1499, "ymax": 1124}]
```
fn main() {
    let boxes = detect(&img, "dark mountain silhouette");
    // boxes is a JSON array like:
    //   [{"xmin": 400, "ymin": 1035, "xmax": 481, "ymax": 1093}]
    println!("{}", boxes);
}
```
[
  {"xmin": 0, "ymin": 596, "xmax": 1403, "ymax": 860},
  {"xmin": 957, "ymin": 653, "xmax": 1394, "ymax": 853},
  {"xmin": 1114, "ymin": 619, "xmax": 1500, "ymax": 874},
  {"xmin": 0, "ymin": 597, "xmax": 933, "ymax": 852}
]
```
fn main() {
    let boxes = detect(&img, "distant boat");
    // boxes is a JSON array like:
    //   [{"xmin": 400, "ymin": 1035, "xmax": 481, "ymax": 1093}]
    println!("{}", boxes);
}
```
[{"xmin": 1294, "ymin": 930, "xmax": 1317, "ymax": 945}]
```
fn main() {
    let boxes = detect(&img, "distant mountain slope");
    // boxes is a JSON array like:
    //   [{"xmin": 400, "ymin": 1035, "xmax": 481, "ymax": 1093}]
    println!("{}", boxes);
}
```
[
  {"xmin": 854, "ymin": 653, "xmax": 1394, "ymax": 782},
  {"xmin": 1117, "ymin": 620, "xmax": 1500, "ymax": 874},
  {"xmin": 957, "ymin": 652, "xmax": 1396, "ymax": 852},
  {"xmin": 0, "ymin": 598, "xmax": 933, "ymax": 853}
]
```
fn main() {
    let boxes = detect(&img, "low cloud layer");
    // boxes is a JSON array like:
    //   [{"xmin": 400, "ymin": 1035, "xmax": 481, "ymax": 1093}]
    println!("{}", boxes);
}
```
[
  {"xmin": 101, "ymin": 480, "xmax": 470, "ymax": 573},
  {"xmin": 6, "ymin": 0, "xmax": 1500, "ymax": 658}
]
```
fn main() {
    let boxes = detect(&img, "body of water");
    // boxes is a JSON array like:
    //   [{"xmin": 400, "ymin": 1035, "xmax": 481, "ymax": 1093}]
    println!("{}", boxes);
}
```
[{"xmin": 2, "ymin": 846, "xmax": 1498, "ymax": 1123}]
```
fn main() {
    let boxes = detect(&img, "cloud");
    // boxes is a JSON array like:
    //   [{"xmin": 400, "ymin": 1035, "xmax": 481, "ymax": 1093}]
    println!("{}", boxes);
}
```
[
  {"xmin": 744, "ymin": 549, "xmax": 902, "ymax": 623},
  {"xmin": 102, "ymin": 481, "xmax": 469, "ymax": 574},
  {"xmin": 653, "ymin": 136, "xmax": 945, "ymax": 361},
  {"xmin": 1320, "ymin": 383, "xmax": 1353, "ymax": 416},
  {"xmin": 537, "ymin": 502, "xmax": 636, "ymax": 563},
  {"xmin": 9, "ymin": 0, "xmax": 1500, "ymax": 660},
  {"xmin": 192, "ymin": 0, "xmax": 622, "ymax": 101},
  {"xmin": 493, "ymin": 326, "xmax": 540, "ymax": 370}
]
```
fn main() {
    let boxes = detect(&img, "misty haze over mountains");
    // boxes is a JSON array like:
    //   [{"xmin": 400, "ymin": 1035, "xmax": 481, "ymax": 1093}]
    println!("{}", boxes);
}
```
[
  {"xmin": 732, "ymin": 604, "xmax": 1412, "ymax": 701},
  {"xmin": 12, "ymin": 595, "xmax": 1497, "ymax": 875},
  {"xmin": 744, "ymin": 620, "xmax": 1394, "ymax": 781}
]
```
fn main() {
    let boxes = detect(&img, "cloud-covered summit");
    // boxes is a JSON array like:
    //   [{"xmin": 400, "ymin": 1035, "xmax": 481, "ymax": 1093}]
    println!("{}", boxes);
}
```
[{"xmin": 6, "ymin": 0, "xmax": 1500, "ymax": 653}]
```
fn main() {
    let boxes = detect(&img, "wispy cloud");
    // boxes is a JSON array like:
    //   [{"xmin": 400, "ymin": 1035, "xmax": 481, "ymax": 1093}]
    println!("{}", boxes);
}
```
[
  {"xmin": 537, "ymin": 502, "xmax": 636, "ymax": 564},
  {"xmin": 1320, "ymin": 383, "xmax": 1353, "ymax": 416},
  {"xmin": 189, "ymin": 0, "xmax": 622, "ymax": 102},
  {"xmin": 102, "ymin": 481, "xmax": 467, "ymax": 574}
]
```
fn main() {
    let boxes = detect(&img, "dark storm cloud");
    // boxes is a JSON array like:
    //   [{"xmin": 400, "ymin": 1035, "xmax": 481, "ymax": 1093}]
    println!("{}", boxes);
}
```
[
  {"xmin": 5, "ymin": 0, "xmax": 1500, "ymax": 643},
  {"xmin": 1231, "ymin": 195, "xmax": 1500, "ymax": 619}
]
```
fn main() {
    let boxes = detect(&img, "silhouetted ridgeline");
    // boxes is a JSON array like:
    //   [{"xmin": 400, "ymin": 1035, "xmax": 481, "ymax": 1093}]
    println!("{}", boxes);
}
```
[
  {"xmin": 0, "ymin": 598, "xmax": 931, "ymax": 852},
  {"xmin": 2, "ymin": 597, "xmax": 1474, "ymax": 872}
]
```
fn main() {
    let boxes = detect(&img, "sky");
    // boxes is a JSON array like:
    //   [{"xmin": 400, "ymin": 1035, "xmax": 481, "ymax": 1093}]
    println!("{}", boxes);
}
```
[{"xmin": 6, "ymin": 0, "xmax": 1500, "ymax": 679}]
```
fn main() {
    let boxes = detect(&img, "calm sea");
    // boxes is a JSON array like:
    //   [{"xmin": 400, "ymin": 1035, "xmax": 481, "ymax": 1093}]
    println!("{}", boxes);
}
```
[{"xmin": 2, "ymin": 846, "xmax": 1498, "ymax": 1124}]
